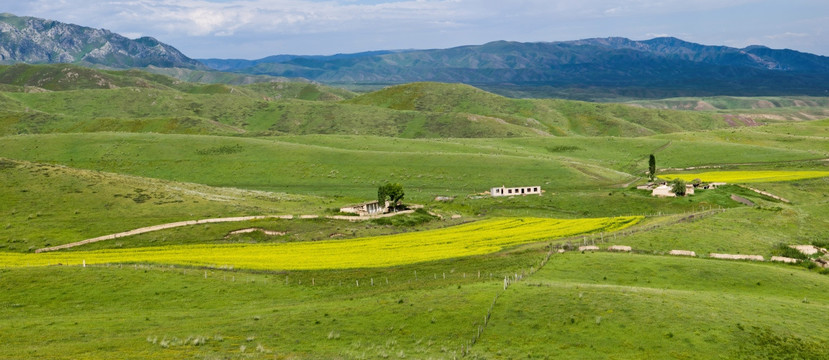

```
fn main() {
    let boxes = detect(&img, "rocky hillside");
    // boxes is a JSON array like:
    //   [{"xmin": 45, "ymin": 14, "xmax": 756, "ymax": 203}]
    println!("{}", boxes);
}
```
[{"xmin": 0, "ymin": 13, "xmax": 206, "ymax": 70}]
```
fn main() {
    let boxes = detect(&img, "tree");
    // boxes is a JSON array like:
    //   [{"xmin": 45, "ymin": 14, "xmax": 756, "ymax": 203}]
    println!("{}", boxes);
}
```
[
  {"xmin": 378, "ymin": 183, "xmax": 405, "ymax": 211},
  {"xmin": 671, "ymin": 178, "xmax": 687, "ymax": 196},
  {"xmin": 377, "ymin": 186, "xmax": 387, "ymax": 209},
  {"xmin": 648, "ymin": 154, "xmax": 656, "ymax": 182}
]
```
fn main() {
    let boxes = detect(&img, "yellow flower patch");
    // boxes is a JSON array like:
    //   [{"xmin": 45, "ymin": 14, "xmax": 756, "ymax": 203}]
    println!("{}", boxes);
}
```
[{"xmin": 0, "ymin": 216, "xmax": 641, "ymax": 270}]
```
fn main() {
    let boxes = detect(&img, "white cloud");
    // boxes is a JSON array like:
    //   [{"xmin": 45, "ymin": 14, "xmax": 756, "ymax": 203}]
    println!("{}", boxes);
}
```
[
  {"xmin": 120, "ymin": 32, "xmax": 144, "ymax": 39},
  {"xmin": 765, "ymin": 32, "xmax": 808, "ymax": 40}
]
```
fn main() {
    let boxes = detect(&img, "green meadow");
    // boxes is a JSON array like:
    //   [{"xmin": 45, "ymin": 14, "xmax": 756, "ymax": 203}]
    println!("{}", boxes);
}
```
[{"xmin": 1, "ymin": 65, "xmax": 828, "ymax": 358}]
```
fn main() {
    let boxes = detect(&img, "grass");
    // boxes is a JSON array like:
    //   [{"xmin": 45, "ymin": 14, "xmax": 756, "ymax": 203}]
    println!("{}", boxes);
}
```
[
  {"xmin": 628, "ymin": 95, "xmax": 829, "ymax": 122},
  {"xmin": 1, "ymin": 68, "xmax": 829, "ymax": 358},
  {"xmin": 655, "ymin": 119, "xmax": 829, "ymax": 155},
  {"xmin": 612, "ymin": 179, "xmax": 829, "ymax": 255},
  {"xmin": 0, "ymin": 248, "xmax": 547, "ymax": 359},
  {"xmin": 53, "ymin": 213, "xmax": 471, "ymax": 252},
  {"xmin": 474, "ymin": 252, "xmax": 829, "ymax": 359},
  {"xmin": 2, "ymin": 243, "xmax": 827, "ymax": 359},
  {"xmin": 0, "ymin": 158, "xmax": 326, "ymax": 252},
  {"xmin": 0, "ymin": 133, "xmax": 632, "ymax": 200},
  {"xmin": 8, "ymin": 67, "xmax": 819, "ymax": 139},
  {"xmin": 0, "ymin": 132, "xmax": 820, "ymax": 200}
]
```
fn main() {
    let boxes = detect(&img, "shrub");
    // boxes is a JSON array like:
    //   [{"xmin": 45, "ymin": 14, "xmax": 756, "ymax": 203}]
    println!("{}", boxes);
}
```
[
  {"xmin": 671, "ymin": 178, "xmax": 687, "ymax": 196},
  {"xmin": 771, "ymin": 243, "xmax": 808, "ymax": 260}
]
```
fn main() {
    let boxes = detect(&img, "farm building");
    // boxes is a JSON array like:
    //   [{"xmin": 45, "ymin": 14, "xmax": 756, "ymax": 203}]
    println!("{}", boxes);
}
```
[
  {"xmin": 651, "ymin": 185, "xmax": 676, "ymax": 197},
  {"xmin": 491, "ymin": 186, "xmax": 542, "ymax": 197},
  {"xmin": 340, "ymin": 200, "xmax": 389, "ymax": 216},
  {"xmin": 651, "ymin": 184, "xmax": 695, "ymax": 197}
]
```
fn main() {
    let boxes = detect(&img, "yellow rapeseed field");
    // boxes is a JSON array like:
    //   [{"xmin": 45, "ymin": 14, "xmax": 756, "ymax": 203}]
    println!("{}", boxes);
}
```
[
  {"xmin": 0, "ymin": 216, "xmax": 640, "ymax": 270},
  {"xmin": 660, "ymin": 170, "xmax": 829, "ymax": 184}
]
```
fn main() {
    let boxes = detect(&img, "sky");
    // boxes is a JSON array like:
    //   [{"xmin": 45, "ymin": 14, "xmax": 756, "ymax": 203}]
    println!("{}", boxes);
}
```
[{"xmin": 4, "ymin": 0, "xmax": 829, "ymax": 59}]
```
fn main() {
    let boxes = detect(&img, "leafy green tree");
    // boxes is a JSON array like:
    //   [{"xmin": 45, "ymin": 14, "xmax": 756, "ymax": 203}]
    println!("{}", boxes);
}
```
[
  {"xmin": 648, "ymin": 154, "xmax": 656, "ymax": 182},
  {"xmin": 671, "ymin": 178, "xmax": 687, "ymax": 196},
  {"xmin": 378, "ymin": 183, "xmax": 405, "ymax": 211}
]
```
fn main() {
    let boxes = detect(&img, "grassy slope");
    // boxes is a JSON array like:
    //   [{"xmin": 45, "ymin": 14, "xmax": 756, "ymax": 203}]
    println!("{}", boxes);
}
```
[
  {"xmin": 628, "ymin": 96, "xmax": 829, "ymax": 121},
  {"xmin": 1, "ymin": 247, "xmax": 826, "ymax": 359},
  {"xmin": 0, "ymin": 87, "xmax": 545, "ymax": 138},
  {"xmin": 619, "ymin": 177, "xmax": 829, "ymax": 255},
  {"xmin": 475, "ymin": 252, "xmax": 829, "ymax": 359},
  {"xmin": 1, "ymin": 67, "xmax": 791, "ymax": 139},
  {"xmin": 0, "ymin": 133, "xmax": 628, "ymax": 199},
  {"xmin": 656, "ymin": 119, "xmax": 829, "ymax": 156},
  {"xmin": 0, "ymin": 250, "xmax": 542, "ymax": 360},
  {"xmin": 346, "ymin": 82, "xmax": 731, "ymax": 137},
  {"xmin": 0, "ymin": 158, "xmax": 324, "ymax": 252},
  {"xmin": 0, "ymin": 132, "xmax": 819, "ymax": 200}
]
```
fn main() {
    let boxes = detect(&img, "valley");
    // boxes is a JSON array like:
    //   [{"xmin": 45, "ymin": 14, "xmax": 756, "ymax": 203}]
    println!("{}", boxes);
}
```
[{"xmin": 0, "ymin": 64, "xmax": 828, "ymax": 359}]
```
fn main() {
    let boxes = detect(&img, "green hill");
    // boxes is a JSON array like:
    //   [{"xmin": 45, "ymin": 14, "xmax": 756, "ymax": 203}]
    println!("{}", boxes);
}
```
[
  {"xmin": 628, "ymin": 96, "xmax": 829, "ymax": 121},
  {"xmin": 347, "ymin": 82, "xmax": 740, "ymax": 136},
  {"xmin": 4, "ymin": 66, "xmax": 827, "ymax": 139}
]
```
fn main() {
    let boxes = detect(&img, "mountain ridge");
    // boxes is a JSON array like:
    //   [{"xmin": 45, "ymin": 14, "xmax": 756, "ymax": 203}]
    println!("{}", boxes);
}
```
[
  {"xmin": 201, "ymin": 37, "xmax": 829, "ymax": 99},
  {"xmin": 0, "ymin": 13, "xmax": 206, "ymax": 70}
]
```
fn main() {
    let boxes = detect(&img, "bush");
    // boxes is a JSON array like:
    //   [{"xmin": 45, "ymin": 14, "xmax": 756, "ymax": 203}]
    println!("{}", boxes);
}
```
[
  {"xmin": 771, "ymin": 243, "xmax": 808, "ymax": 260},
  {"xmin": 671, "ymin": 178, "xmax": 686, "ymax": 196},
  {"xmin": 811, "ymin": 239, "xmax": 829, "ymax": 248}
]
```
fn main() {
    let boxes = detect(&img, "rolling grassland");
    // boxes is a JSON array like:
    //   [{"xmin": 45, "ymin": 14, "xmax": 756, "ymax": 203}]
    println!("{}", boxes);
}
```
[
  {"xmin": 1, "ymin": 70, "xmax": 828, "ymax": 358},
  {"xmin": 473, "ymin": 252, "xmax": 829, "ymax": 359}
]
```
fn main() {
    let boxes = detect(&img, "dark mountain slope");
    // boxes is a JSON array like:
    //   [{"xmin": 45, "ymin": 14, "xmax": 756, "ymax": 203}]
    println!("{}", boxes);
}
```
[{"xmin": 209, "ymin": 37, "xmax": 829, "ymax": 99}]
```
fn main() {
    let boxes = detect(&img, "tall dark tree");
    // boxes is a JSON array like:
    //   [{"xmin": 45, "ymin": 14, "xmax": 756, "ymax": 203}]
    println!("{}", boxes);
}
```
[
  {"xmin": 377, "ymin": 186, "xmax": 387, "ymax": 209},
  {"xmin": 648, "ymin": 154, "xmax": 656, "ymax": 182}
]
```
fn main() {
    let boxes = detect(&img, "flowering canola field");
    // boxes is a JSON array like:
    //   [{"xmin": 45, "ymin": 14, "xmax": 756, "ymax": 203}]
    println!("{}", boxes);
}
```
[
  {"xmin": 0, "ymin": 217, "xmax": 640, "ymax": 270},
  {"xmin": 660, "ymin": 170, "xmax": 829, "ymax": 184}
]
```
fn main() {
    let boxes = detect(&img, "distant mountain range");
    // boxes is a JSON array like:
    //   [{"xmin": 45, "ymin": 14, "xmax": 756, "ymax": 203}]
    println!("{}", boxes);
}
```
[
  {"xmin": 0, "ymin": 13, "xmax": 205, "ymax": 70},
  {"xmin": 3, "ymin": 13, "xmax": 829, "ymax": 99},
  {"xmin": 200, "ymin": 37, "xmax": 829, "ymax": 98}
]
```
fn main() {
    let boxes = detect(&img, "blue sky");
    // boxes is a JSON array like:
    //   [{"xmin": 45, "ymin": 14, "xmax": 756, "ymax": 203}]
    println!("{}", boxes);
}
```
[{"xmin": 4, "ymin": 0, "xmax": 828, "ymax": 59}]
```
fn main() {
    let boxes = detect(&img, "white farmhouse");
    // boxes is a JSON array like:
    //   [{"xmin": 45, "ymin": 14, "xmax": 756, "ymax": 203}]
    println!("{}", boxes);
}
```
[
  {"xmin": 491, "ymin": 186, "xmax": 542, "ymax": 197},
  {"xmin": 340, "ymin": 200, "xmax": 389, "ymax": 216},
  {"xmin": 651, "ymin": 184, "xmax": 676, "ymax": 197},
  {"xmin": 651, "ymin": 184, "xmax": 695, "ymax": 197}
]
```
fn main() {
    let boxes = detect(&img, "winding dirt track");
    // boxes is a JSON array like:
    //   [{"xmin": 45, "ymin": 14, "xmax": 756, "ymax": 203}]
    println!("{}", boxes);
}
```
[
  {"xmin": 35, "ymin": 210, "xmax": 417, "ymax": 253},
  {"xmin": 35, "ymin": 215, "xmax": 294, "ymax": 253}
]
